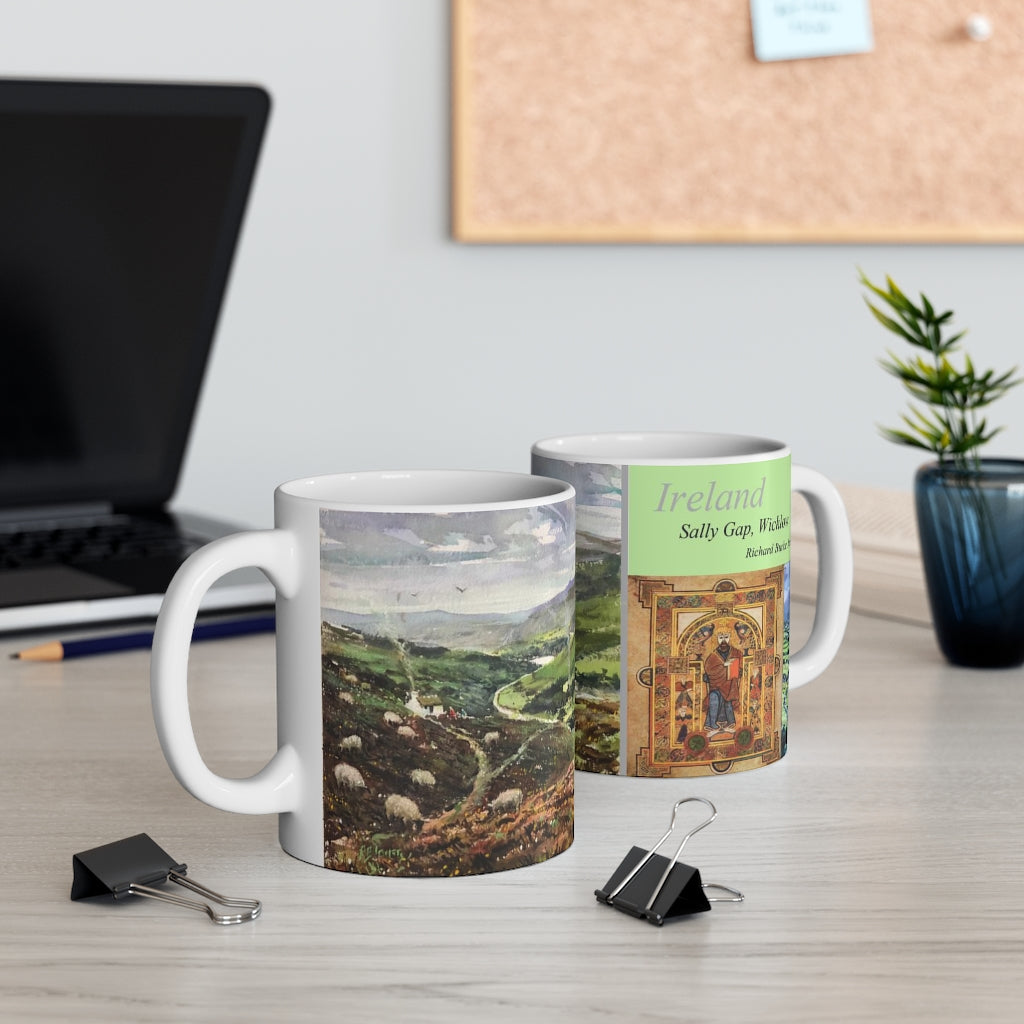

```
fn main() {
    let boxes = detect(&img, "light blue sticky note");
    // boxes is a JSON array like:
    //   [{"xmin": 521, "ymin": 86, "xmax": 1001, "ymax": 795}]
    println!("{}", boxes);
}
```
[{"xmin": 750, "ymin": 0, "xmax": 874, "ymax": 62}]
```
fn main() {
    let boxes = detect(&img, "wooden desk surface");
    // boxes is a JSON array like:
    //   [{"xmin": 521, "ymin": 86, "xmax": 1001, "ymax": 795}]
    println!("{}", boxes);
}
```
[{"xmin": 2, "ymin": 607, "xmax": 1023, "ymax": 1023}]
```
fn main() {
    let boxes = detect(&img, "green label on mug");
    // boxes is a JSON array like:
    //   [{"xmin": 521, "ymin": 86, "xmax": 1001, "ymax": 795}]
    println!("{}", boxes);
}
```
[{"xmin": 626, "ymin": 457, "xmax": 791, "ymax": 576}]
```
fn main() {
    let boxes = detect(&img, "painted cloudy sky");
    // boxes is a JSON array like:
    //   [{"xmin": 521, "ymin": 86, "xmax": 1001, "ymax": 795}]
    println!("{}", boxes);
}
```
[
  {"xmin": 533, "ymin": 457, "xmax": 620, "ymax": 542},
  {"xmin": 320, "ymin": 499, "xmax": 574, "ymax": 619}
]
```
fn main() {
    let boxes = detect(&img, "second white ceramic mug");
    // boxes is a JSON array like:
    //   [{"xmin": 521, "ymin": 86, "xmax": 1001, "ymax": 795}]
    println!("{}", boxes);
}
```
[{"xmin": 532, "ymin": 432, "xmax": 853, "ymax": 778}]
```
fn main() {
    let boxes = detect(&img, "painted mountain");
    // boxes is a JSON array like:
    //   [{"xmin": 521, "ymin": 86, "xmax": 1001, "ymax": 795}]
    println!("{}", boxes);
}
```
[{"xmin": 319, "ymin": 500, "xmax": 575, "ymax": 876}]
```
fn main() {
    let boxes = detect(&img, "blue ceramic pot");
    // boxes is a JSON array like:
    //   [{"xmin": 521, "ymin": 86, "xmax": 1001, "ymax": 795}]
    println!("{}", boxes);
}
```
[{"xmin": 915, "ymin": 459, "xmax": 1024, "ymax": 668}]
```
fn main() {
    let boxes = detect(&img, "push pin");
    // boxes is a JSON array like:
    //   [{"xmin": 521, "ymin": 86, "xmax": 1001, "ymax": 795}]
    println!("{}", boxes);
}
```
[
  {"xmin": 595, "ymin": 797, "xmax": 743, "ymax": 926},
  {"xmin": 71, "ymin": 833, "xmax": 261, "ymax": 925},
  {"xmin": 965, "ymin": 14, "xmax": 992, "ymax": 41}
]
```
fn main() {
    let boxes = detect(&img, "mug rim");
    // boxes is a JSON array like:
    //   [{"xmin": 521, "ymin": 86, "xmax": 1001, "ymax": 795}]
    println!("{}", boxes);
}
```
[
  {"xmin": 276, "ymin": 468, "xmax": 575, "ymax": 511},
  {"xmin": 532, "ymin": 431, "xmax": 790, "ymax": 465}
]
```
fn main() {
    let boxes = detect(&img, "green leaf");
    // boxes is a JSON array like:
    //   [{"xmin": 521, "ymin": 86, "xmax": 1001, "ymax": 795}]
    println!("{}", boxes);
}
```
[
  {"xmin": 884, "ymin": 276, "xmax": 919, "ymax": 316},
  {"xmin": 877, "ymin": 426, "xmax": 934, "ymax": 452},
  {"xmin": 866, "ymin": 303, "xmax": 922, "ymax": 346}
]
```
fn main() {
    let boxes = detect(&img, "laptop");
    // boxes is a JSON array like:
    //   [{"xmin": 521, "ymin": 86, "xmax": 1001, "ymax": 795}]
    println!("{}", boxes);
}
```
[{"xmin": 0, "ymin": 78, "xmax": 275, "ymax": 633}]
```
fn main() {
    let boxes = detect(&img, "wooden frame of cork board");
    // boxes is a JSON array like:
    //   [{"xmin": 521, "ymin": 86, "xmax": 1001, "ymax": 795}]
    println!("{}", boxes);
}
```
[{"xmin": 451, "ymin": 0, "xmax": 1024, "ymax": 243}]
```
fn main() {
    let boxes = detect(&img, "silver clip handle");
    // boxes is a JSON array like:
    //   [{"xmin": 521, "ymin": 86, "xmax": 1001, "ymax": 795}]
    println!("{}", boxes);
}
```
[
  {"xmin": 643, "ymin": 797, "xmax": 718, "ymax": 912},
  {"xmin": 704, "ymin": 882, "xmax": 744, "ymax": 903},
  {"xmin": 126, "ymin": 870, "xmax": 262, "ymax": 925}
]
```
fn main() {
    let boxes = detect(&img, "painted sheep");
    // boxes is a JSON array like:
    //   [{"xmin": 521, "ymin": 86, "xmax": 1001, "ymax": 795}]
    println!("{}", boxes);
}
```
[
  {"xmin": 333, "ymin": 763, "xmax": 366, "ymax": 789},
  {"xmin": 410, "ymin": 769, "xmax": 436, "ymax": 787},
  {"xmin": 384, "ymin": 794, "xmax": 421, "ymax": 824},
  {"xmin": 383, "ymin": 711, "xmax": 403, "ymax": 726},
  {"xmin": 397, "ymin": 725, "xmax": 417, "ymax": 740},
  {"xmin": 489, "ymin": 788, "xmax": 523, "ymax": 815},
  {"xmin": 483, "ymin": 731, "xmax": 500, "ymax": 746},
  {"xmin": 339, "ymin": 735, "xmax": 362, "ymax": 752}
]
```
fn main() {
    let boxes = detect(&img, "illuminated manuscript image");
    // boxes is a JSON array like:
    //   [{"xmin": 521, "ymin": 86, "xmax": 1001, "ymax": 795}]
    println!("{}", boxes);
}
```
[{"xmin": 626, "ymin": 566, "xmax": 789, "ymax": 777}]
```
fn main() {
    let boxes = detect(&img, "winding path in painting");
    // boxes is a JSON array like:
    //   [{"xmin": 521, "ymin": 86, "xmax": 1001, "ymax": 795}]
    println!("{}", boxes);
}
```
[{"xmin": 399, "ymin": 665, "xmax": 563, "ymax": 832}]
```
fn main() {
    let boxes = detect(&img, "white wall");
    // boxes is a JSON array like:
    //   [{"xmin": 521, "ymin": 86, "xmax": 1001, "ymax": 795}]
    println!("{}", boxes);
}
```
[{"xmin": 8, "ymin": 1, "xmax": 1024, "ymax": 528}]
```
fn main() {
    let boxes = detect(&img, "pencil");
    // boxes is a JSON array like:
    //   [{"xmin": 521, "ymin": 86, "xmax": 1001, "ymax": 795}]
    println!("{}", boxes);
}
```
[{"xmin": 9, "ymin": 614, "xmax": 276, "ymax": 662}]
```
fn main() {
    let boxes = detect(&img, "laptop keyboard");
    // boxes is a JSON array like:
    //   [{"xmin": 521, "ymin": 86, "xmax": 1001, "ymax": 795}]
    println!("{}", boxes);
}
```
[{"xmin": 0, "ymin": 515, "xmax": 203, "ymax": 570}]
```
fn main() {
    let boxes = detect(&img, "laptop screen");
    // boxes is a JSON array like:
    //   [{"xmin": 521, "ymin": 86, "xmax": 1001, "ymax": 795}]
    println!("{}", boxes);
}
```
[{"xmin": 0, "ymin": 79, "xmax": 269, "ymax": 511}]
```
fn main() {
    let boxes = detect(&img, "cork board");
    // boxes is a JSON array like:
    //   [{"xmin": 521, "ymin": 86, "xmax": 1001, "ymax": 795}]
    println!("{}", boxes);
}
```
[{"xmin": 451, "ymin": 0, "xmax": 1024, "ymax": 242}]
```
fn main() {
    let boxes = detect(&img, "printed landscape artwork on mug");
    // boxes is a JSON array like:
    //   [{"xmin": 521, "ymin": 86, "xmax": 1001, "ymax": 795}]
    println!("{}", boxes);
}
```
[
  {"xmin": 319, "ymin": 500, "xmax": 575, "ymax": 876},
  {"xmin": 532, "ymin": 454, "xmax": 623, "ymax": 774}
]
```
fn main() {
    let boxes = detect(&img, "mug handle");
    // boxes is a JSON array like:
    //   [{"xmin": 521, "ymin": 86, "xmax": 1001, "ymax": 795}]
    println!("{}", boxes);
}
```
[
  {"xmin": 788, "ymin": 467, "xmax": 854, "ymax": 689},
  {"xmin": 150, "ymin": 529, "xmax": 303, "ymax": 814}
]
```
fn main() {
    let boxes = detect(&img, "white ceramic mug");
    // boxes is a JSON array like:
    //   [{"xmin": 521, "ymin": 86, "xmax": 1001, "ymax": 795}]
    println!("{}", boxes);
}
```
[
  {"xmin": 151, "ymin": 470, "xmax": 576, "ymax": 876},
  {"xmin": 532, "ymin": 433, "xmax": 853, "ymax": 778}
]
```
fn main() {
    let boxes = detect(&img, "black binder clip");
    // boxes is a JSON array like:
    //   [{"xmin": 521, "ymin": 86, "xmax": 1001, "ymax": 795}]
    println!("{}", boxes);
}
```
[
  {"xmin": 595, "ymin": 797, "xmax": 743, "ymax": 926},
  {"xmin": 71, "ymin": 833, "xmax": 261, "ymax": 925}
]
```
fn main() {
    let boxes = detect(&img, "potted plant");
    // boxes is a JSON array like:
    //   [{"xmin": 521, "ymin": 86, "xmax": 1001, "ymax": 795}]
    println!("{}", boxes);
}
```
[{"xmin": 861, "ymin": 270, "xmax": 1024, "ymax": 668}]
